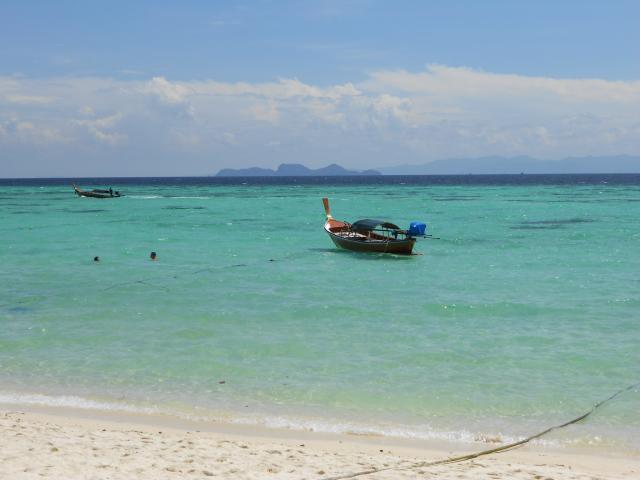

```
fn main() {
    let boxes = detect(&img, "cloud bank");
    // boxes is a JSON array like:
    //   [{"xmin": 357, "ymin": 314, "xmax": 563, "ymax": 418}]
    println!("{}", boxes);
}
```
[{"xmin": 1, "ymin": 65, "xmax": 639, "ymax": 177}]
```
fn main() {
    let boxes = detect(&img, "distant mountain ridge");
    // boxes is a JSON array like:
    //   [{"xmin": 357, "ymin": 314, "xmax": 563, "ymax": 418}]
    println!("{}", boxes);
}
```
[
  {"xmin": 379, "ymin": 155, "xmax": 640, "ymax": 175},
  {"xmin": 216, "ymin": 163, "xmax": 381, "ymax": 177},
  {"xmin": 215, "ymin": 156, "xmax": 640, "ymax": 177}
]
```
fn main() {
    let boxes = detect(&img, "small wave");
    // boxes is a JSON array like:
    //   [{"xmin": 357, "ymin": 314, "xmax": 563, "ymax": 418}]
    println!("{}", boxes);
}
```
[
  {"xmin": 237, "ymin": 415, "xmax": 629, "ymax": 450},
  {"xmin": 168, "ymin": 196, "xmax": 211, "ymax": 199},
  {"xmin": 0, "ymin": 391, "xmax": 625, "ymax": 451},
  {"xmin": 0, "ymin": 392, "xmax": 159, "ymax": 415},
  {"xmin": 0, "ymin": 391, "xmax": 523, "ymax": 446},
  {"xmin": 162, "ymin": 206, "xmax": 207, "ymax": 210},
  {"xmin": 66, "ymin": 209, "xmax": 108, "ymax": 213},
  {"xmin": 230, "ymin": 414, "xmax": 540, "ymax": 447}
]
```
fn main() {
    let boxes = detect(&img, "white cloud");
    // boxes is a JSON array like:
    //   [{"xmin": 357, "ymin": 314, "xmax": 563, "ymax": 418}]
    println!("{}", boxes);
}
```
[
  {"xmin": 173, "ymin": 131, "xmax": 200, "ymax": 147},
  {"xmin": 80, "ymin": 106, "xmax": 95, "ymax": 116},
  {"xmin": 222, "ymin": 132, "xmax": 237, "ymax": 145},
  {"xmin": 75, "ymin": 113, "xmax": 126, "ymax": 145},
  {"xmin": 369, "ymin": 94, "xmax": 414, "ymax": 124},
  {"xmin": 76, "ymin": 112, "xmax": 123, "ymax": 129},
  {"xmin": 250, "ymin": 100, "xmax": 280, "ymax": 123},
  {"xmin": 0, "ymin": 117, "xmax": 68, "ymax": 144},
  {"xmin": 302, "ymin": 99, "xmax": 344, "ymax": 125},
  {"xmin": 89, "ymin": 128, "xmax": 126, "ymax": 145},
  {"xmin": 0, "ymin": 66, "xmax": 639, "ymax": 176},
  {"xmin": 364, "ymin": 64, "xmax": 640, "ymax": 103},
  {"xmin": 142, "ymin": 76, "xmax": 192, "ymax": 104},
  {"xmin": 6, "ymin": 94, "xmax": 56, "ymax": 104},
  {"xmin": 139, "ymin": 77, "xmax": 361, "ymax": 103}
]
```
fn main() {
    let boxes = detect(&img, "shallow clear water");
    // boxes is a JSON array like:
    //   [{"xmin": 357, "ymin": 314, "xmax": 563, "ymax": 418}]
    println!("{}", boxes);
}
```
[{"xmin": 1, "ymin": 177, "xmax": 639, "ymax": 451}]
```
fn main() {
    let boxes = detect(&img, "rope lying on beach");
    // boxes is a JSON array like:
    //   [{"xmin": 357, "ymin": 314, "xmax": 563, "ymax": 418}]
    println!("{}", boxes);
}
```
[{"xmin": 321, "ymin": 381, "xmax": 640, "ymax": 480}]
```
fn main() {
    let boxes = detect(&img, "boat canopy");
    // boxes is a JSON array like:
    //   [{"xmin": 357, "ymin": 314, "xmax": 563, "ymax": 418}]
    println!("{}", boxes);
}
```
[{"xmin": 350, "ymin": 219, "xmax": 401, "ymax": 232}]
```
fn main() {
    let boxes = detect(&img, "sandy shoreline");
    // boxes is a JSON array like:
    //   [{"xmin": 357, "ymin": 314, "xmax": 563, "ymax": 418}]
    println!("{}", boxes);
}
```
[{"xmin": 1, "ymin": 404, "xmax": 638, "ymax": 479}]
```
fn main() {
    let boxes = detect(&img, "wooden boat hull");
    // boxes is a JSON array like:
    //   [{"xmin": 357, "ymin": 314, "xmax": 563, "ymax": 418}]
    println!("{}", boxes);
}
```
[
  {"xmin": 73, "ymin": 186, "xmax": 120, "ymax": 198},
  {"xmin": 324, "ymin": 222, "xmax": 416, "ymax": 255},
  {"xmin": 75, "ymin": 190, "xmax": 112, "ymax": 198}
]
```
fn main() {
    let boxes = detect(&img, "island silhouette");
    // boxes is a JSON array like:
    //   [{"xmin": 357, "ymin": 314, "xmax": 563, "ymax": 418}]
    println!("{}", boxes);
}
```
[{"xmin": 216, "ymin": 163, "xmax": 381, "ymax": 177}]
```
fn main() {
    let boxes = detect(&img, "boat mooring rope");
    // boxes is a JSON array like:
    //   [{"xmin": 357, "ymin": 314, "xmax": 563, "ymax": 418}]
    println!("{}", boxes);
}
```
[{"xmin": 321, "ymin": 381, "xmax": 640, "ymax": 480}]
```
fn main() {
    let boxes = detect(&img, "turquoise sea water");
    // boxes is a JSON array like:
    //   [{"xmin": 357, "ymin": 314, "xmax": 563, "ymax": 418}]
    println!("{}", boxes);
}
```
[{"xmin": 1, "ymin": 178, "xmax": 639, "ymax": 451}]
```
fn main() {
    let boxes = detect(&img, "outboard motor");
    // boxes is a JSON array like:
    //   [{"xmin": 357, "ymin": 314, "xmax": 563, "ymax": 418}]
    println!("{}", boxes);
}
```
[{"xmin": 408, "ymin": 222, "xmax": 427, "ymax": 237}]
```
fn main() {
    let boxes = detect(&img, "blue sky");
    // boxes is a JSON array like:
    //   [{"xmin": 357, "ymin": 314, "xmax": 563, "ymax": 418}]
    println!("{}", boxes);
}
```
[{"xmin": 1, "ymin": 1, "xmax": 639, "ymax": 177}]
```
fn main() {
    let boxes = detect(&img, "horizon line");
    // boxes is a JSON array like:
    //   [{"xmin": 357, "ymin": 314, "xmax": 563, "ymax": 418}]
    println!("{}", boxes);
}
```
[{"xmin": 2, "ymin": 171, "xmax": 640, "ymax": 181}]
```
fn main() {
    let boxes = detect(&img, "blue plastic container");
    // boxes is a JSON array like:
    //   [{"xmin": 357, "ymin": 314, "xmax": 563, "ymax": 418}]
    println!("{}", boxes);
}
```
[{"xmin": 408, "ymin": 222, "xmax": 426, "ymax": 236}]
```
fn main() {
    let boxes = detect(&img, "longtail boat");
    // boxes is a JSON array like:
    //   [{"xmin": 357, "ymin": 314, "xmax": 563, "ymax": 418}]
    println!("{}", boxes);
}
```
[
  {"xmin": 322, "ymin": 197, "xmax": 426, "ymax": 255},
  {"xmin": 73, "ymin": 184, "xmax": 122, "ymax": 198}
]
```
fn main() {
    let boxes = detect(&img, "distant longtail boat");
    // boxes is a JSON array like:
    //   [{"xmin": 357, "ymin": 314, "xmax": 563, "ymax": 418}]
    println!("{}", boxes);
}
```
[{"xmin": 73, "ymin": 184, "xmax": 122, "ymax": 198}]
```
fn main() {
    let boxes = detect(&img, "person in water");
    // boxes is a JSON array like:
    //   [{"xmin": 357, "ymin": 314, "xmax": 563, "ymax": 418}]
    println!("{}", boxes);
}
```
[
  {"xmin": 150, "ymin": 251, "xmax": 157, "ymax": 261},
  {"xmin": 94, "ymin": 256, "xmax": 100, "ymax": 262}
]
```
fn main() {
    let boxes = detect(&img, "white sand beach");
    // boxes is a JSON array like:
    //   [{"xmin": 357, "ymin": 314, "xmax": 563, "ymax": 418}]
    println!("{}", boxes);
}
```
[{"xmin": 1, "ymin": 406, "xmax": 638, "ymax": 480}]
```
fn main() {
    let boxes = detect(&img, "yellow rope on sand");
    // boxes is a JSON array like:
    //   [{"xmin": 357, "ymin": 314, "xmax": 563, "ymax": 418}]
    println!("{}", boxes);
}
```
[{"xmin": 321, "ymin": 382, "xmax": 639, "ymax": 480}]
